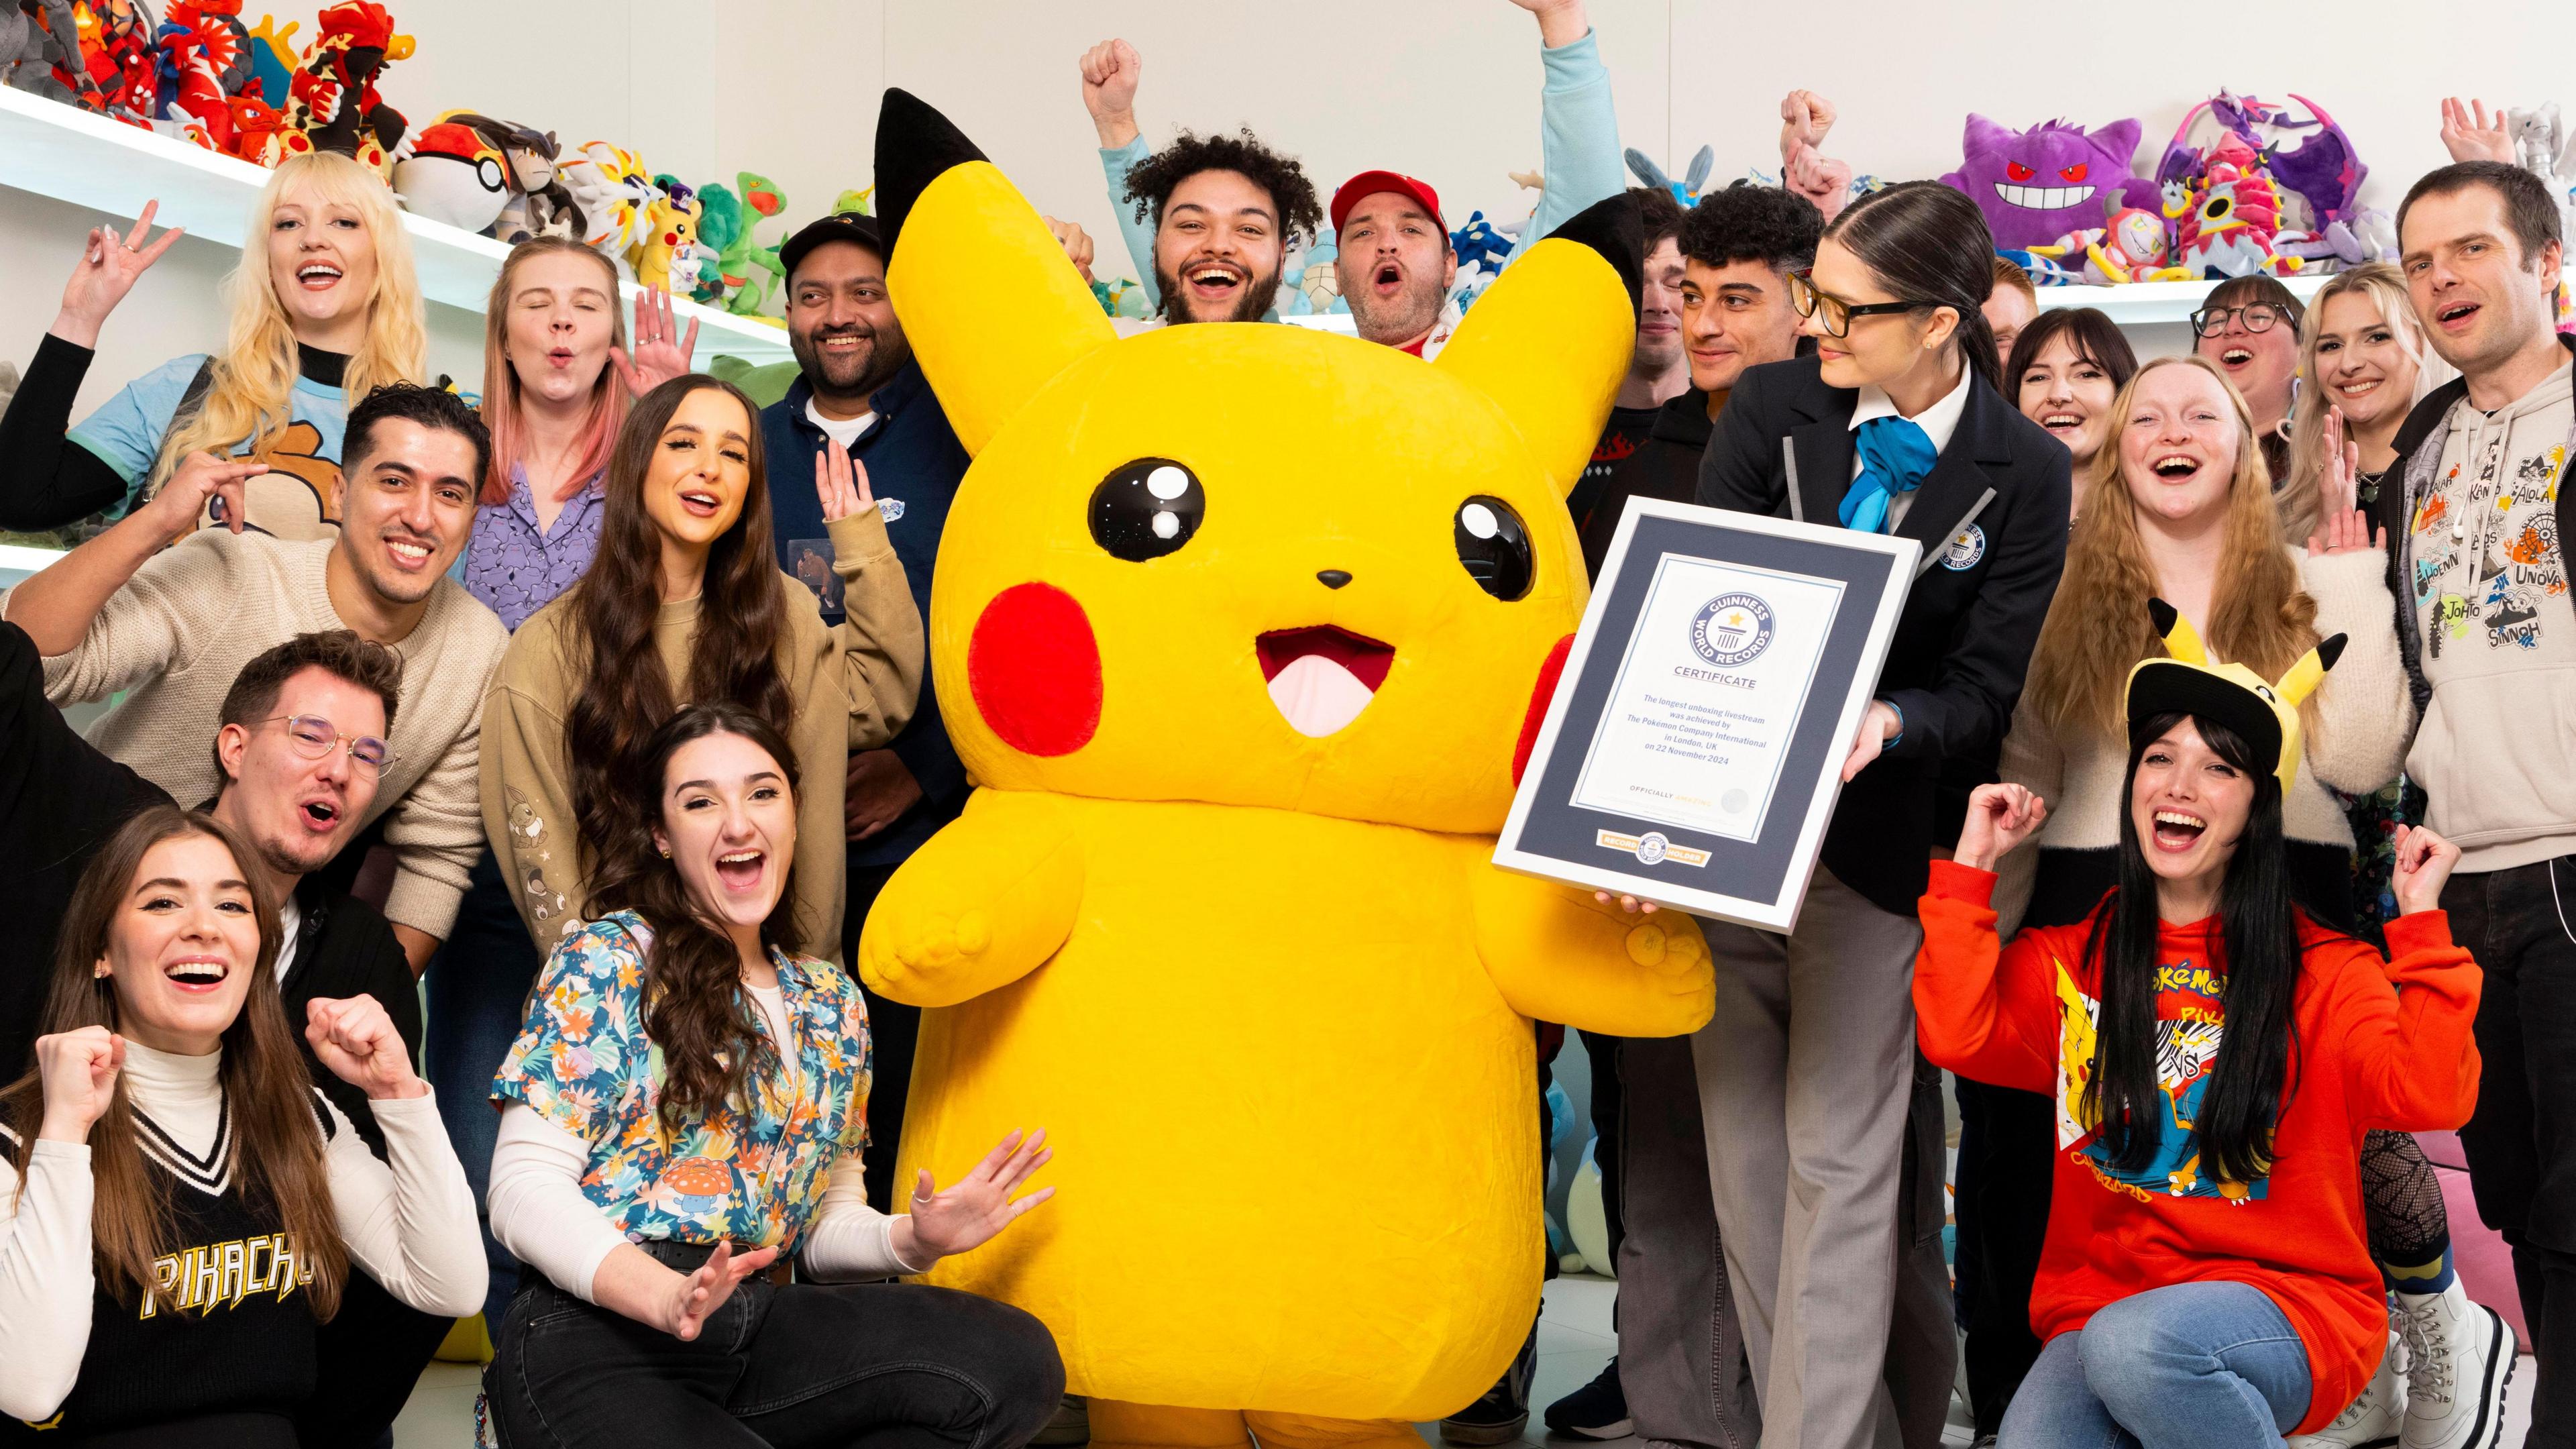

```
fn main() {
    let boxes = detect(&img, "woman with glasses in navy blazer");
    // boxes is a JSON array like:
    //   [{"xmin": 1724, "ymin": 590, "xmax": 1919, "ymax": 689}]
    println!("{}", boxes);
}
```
[{"xmin": 1676, "ymin": 181, "xmax": 2072, "ymax": 1449}]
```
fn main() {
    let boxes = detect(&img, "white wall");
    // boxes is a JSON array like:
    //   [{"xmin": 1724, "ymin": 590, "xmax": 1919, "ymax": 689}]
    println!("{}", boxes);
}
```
[{"xmin": 9, "ymin": 0, "xmax": 2576, "ymax": 421}]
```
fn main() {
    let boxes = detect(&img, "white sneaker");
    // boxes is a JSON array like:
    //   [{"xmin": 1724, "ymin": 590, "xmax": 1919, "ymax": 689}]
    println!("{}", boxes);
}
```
[
  {"xmin": 2290, "ymin": 1328, "xmax": 2404, "ymax": 1448},
  {"xmin": 2398, "ymin": 1282, "xmax": 2514, "ymax": 1449}
]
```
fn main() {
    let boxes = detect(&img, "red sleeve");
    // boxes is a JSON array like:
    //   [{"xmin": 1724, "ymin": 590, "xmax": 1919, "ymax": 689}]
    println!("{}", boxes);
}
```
[
  {"xmin": 2331, "ymin": 912, "xmax": 2483, "ymax": 1132},
  {"xmin": 1914, "ymin": 860, "xmax": 2059, "ymax": 1094}
]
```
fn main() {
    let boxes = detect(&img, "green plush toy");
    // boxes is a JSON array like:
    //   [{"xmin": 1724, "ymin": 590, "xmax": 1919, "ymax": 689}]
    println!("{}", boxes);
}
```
[{"xmin": 687, "ymin": 170, "xmax": 791, "ymax": 315}]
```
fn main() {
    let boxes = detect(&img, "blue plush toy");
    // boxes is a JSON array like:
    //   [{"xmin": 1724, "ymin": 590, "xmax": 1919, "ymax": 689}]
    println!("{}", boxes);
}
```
[{"xmin": 1625, "ymin": 144, "xmax": 1717, "ymax": 206}]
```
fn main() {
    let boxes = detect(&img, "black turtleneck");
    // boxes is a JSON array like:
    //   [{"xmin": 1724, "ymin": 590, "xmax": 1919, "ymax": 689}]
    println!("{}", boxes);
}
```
[{"xmin": 298, "ymin": 343, "xmax": 351, "ymax": 388}]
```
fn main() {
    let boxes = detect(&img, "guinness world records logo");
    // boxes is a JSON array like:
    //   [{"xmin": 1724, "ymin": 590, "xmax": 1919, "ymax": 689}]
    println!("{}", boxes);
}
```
[{"xmin": 1690, "ymin": 593, "xmax": 1774, "ymax": 667}]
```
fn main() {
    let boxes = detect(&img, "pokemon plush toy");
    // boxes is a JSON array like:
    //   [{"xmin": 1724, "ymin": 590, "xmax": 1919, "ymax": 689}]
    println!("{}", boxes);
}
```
[
  {"xmin": 559, "ymin": 140, "xmax": 658, "ymax": 277},
  {"xmin": 628, "ymin": 178, "xmax": 705, "ymax": 292},
  {"xmin": 1, "ymin": 0, "xmax": 89, "ymax": 103},
  {"xmin": 858, "ymin": 89, "xmax": 1713, "ymax": 1447},
  {"xmin": 690, "ymin": 170, "xmax": 787, "ymax": 314},
  {"xmin": 271, "ymin": 0, "xmax": 409, "ymax": 172},
  {"xmin": 1626, "ymin": 144, "xmax": 1716, "ymax": 206},
  {"xmin": 1941, "ymin": 114, "xmax": 2160, "ymax": 252},
  {"xmin": 391, "ymin": 119, "xmax": 508, "ymax": 233},
  {"xmin": 442, "ymin": 112, "xmax": 587, "ymax": 246},
  {"xmin": 150, "ymin": 0, "xmax": 255, "ymax": 150}
]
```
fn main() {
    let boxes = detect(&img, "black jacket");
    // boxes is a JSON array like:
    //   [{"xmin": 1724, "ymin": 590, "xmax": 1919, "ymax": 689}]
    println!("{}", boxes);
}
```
[
  {"xmin": 1576, "ymin": 390, "xmax": 1715, "ymax": 581},
  {"xmin": 1696, "ymin": 357, "xmax": 2072, "ymax": 915},
  {"xmin": 2369, "ymin": 331, "xmax": 2576, "ymax": 711},
  {"xmin": 0, "ymin": 623, "xmax": 421, "ymax": 1108}
]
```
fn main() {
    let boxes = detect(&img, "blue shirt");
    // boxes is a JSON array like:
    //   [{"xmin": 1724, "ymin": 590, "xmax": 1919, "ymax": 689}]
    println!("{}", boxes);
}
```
[
  {"xmin": 761, "ymin": 360, "xmax": 971, "ymax": 869},
  {"xmin": 68, "ymin": 352, "xmax": 348, "ymax": 527}
]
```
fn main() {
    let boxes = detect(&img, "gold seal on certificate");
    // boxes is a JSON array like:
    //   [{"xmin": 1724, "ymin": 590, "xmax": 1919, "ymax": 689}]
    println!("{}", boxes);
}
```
[{"xmin": 1496, "ymin": 499, "xmax": 1919, "ymax": 932}]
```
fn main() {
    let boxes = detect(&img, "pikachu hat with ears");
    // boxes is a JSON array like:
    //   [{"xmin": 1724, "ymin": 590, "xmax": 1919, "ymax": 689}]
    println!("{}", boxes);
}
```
[{"xmin": 2128, "ymin": 599, "xmax": 2347, "ymax": 794}]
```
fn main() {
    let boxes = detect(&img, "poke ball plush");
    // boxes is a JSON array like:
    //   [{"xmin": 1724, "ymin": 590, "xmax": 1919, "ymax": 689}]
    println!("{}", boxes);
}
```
[{"xmin": 393, "ymin": 121, "xmax": 509, "ymax": 233}]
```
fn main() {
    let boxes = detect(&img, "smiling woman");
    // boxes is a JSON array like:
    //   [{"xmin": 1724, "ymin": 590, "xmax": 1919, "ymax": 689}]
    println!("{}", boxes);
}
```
[
  {"xmin": 0, "ymin": 806, "xmax": 483, "ymax": 1448},
  {"xmin": 479, "ymin": 374, "xmax": 926, "ymax": 968},
  {"xmin": 0, "ymin": 154, "xmax": 427, "ymax": 544}
]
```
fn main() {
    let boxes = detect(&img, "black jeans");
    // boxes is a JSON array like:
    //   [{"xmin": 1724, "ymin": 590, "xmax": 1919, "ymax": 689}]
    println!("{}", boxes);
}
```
[
  {"xmin": 484, "ymin": 1250, "xmax": 1065, "ymax": 1449},
  {"xmin": 846, "ymin": 861, "xmax": 924, "ymax": 1215},
  {"xmin": 2443, "ymin": 858, "xmax": 2576, "ymax": 1448},
  {"xmin": 1949, "ymin": 1076, "xmax": 2053, "ymax": 1438}
]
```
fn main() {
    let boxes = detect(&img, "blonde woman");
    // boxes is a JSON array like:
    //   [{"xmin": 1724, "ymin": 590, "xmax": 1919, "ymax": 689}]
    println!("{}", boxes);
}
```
[
  {"xmin": 2279, "ymin": 262, "xmax": 2455, "ymax": 546},
  {"xmin": 0, "ymin": 152, "xmax": 427, "ymax": 542}
]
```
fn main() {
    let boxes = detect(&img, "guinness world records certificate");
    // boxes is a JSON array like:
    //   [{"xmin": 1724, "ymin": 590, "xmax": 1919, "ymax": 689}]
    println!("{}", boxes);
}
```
[{"xmin": 1497, "ymin": 499, "xmax": 1919, "ymax": 932}]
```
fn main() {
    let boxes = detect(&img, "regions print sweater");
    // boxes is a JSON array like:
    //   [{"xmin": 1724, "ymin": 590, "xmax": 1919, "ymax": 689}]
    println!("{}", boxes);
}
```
[{"xmin": 1912, "ymin": 861, "xmax": 2481, "ymax": 1435}]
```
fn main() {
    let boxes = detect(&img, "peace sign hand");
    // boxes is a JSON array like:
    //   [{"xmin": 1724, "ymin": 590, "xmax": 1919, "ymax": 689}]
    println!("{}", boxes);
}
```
[
  {"xmin": 612, "ymin": 284, "xmax": 699, "ymax": 396},
  {"xmin": 56, "ymin": 201, "xmax": 184, "ymax": 347},
  {"xmin": 895, "ymin": 1128, "xmax": 1056, "ymax": 1265},
  {"xmin": 814, "ymin": 439, "xmax": 877, "ymax": 524}
]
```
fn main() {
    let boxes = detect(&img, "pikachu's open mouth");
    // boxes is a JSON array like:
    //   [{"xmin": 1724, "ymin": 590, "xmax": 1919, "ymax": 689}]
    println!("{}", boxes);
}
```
[{"xmin": 1257, "ymin": 626, "xmax": 1395, "ymax": 738}]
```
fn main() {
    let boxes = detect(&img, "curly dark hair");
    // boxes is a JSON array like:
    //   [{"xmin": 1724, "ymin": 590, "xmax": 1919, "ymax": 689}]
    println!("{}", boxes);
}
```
[
  {"xmin": 1675, "ymin": 181, "xmax": 1824, "ymax": 274},
  {"xmin": 346, "ymin": 381, "xmax": 492, "ymax": 490},
  {"xmin": 1122, "ymin": 129, "xmax": 1323, "ymax": 247}
]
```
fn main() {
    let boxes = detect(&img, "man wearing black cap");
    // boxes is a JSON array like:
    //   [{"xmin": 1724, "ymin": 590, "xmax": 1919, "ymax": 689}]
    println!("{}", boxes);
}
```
[{"xmin": 759, "ymin": 210, "xmax": 971, "ymax": 1212}]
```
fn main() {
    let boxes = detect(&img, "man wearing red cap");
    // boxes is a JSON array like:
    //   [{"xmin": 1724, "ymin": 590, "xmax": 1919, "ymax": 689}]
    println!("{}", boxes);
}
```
[{"xmin": 1332, "ymin": 170, "xmax": 1460, "ymax": 357}]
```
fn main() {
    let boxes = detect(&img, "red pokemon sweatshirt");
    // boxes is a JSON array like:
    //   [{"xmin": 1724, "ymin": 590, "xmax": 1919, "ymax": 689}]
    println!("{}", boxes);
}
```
[{"xmin": 1913, "ymin": 860, "xmax": 2482, "ymax": 1434}]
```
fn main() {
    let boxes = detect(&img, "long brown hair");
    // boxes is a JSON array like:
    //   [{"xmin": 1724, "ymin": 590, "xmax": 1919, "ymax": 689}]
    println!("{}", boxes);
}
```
[
  {"xmin": 586, "ymin": 704, "xmax": 803, "ymax": 1136},
  {"xmin": 0, "ymin": 808, "xmax": 347, "ymax": 1319},
  {"xmin": 563, "ymin": 376, "xmax": 792, "ymax": 892},
  {"xmin": 478, "ymin": 236, "xmax": 631, "ymax": 506},
  {"xmin": 2023, "ymin": 354, "xmax": 2318, "ymax": 738}
]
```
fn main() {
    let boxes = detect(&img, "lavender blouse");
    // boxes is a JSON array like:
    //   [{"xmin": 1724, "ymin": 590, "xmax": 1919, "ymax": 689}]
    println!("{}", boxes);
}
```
[{"xmin": 462, "ymin": 466, "xmax": 608, "ymax": 631}]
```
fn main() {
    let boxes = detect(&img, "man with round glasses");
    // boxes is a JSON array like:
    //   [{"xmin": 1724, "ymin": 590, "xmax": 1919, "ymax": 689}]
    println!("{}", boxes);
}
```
[
  {"xmin": 0, "ymin": 382, "xmax": 506, "ymax": 975},
  {"xmin": 2188, "ymin": 274, "xmax": 2306, "ymax": 484},
  {"xmin": 0, "ymin": 620, "xmax": 453, "ymax": 1449}
]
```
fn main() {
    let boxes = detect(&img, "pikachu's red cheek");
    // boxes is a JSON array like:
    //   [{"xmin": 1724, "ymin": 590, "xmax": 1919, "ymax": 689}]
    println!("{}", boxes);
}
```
[
  {"xmin": 1511, "ymin": 634, "xmax": 1575, "ymax": 786},
  {"xmin": 967, "ymin": 582, "xmax": 1103, "ymax": 757}
]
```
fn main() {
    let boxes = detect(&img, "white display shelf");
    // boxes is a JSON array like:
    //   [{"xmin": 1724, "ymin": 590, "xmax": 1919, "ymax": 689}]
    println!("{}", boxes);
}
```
[
  {"xmin": 2035, "ymin": 272, "xmax": 2328, "ymax": 325},
  {"xmin": 0, "ymin": 85, "xmax": 792, "ymax": 368}
]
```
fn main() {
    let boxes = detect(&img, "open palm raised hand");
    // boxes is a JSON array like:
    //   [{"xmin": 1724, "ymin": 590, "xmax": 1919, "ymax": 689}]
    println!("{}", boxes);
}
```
[{"xmin": 904, "ymin": 1128, "xmax": 1055, "ymax": 1261}]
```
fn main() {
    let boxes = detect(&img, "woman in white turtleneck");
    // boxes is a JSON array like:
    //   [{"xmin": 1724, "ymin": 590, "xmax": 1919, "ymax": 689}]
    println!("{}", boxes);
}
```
[{"xmin": 0, "ymin": 806, "xmax": 484, "ymax": 1448}]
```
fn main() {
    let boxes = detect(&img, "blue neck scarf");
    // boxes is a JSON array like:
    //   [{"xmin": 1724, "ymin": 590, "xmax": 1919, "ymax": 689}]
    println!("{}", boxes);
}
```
[{"xmin": 1839, "ymin": 414, "xmax": 1938, "ymax": 535}]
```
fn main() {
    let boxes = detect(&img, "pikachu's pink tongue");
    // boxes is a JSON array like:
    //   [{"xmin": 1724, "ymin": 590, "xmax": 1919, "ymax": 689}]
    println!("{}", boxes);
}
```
[{"xmin": 1265, "ymin": 655, "xmax": 1377, "ymax": 738}]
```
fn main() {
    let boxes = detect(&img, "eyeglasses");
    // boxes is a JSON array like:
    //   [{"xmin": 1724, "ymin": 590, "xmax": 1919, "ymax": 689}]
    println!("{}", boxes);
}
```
[
  {"xmin": 1786, "ymin": 268, "xmax": 1938, "ymax": 339},
  {"xmin": 2188, "ymin": 303, "xmax": 2294, "ymax": 339},
  {"xmin": 262, "ymin": 716, "xmax": 396, "ymax": 773}
]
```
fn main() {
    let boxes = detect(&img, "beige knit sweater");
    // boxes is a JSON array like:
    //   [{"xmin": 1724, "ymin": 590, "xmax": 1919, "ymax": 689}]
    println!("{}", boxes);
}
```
[
  {"xmin": 480, "ymin": 508, "xmax": 924, "ymax": 967},
  {"xmin": 1992, "ymin": 547, "xmax": 2414, "ymax": 934},
  {"xmin": 4, "ymin": 531, "xmax": 507, "ymax": 938}
]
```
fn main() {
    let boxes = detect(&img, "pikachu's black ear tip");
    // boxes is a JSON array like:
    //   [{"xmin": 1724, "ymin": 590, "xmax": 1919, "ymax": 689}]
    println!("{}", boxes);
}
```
[
  {"xmin": 2316, "ymin": 633, "xmax": 2349, "ymax": 672},
  {"xmin": 2146, "ymin": 597, "xmax": 2179, "ymax": 637},
  {"xmin": 1544, "ymin": 191, "xmax": 1645, "ymax": 319},
  {"xmin": 875, "ymin": 89, "xmax": 990, "ymax": 258}
]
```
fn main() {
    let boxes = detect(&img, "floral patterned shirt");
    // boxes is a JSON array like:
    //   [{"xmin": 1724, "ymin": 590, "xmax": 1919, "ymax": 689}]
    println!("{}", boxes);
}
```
[
  {"xmin": 461, "ymin": 465, "xmax": 608, "ymax": 631},
  {"xmin": 490, "ymin": 911, "xmax": 872, "ymax": 1250}
]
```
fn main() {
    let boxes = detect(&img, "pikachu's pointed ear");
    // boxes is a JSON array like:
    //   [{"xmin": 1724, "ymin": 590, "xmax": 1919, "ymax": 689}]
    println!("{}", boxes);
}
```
[
  {"xmin": 2146, "ymin": 598, "xmax": 2208, "ymax": 665},
  {"xmin": 1434, "ymin": 197, "xmax": 1639, "ymax": 499},
  {"xmin": 876, "ymin": 89, "xmax": 1116, "ymax": 457},
  {"xmin": 2272, "ymin": 633, "xmax": 2347, "ymax": 710}
]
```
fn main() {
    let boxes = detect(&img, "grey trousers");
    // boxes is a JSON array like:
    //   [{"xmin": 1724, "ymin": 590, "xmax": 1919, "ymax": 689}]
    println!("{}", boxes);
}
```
[{"xmin": 1654, "ymin": 866, "xmax": 1950, "ymax": 1449}]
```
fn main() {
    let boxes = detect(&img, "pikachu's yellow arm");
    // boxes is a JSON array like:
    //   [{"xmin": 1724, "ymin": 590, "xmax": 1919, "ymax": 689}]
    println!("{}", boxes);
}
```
[
  {"xmin": 857, "ymin": 790, "xmax": 1087, "ymax": 1008},
  {"xmin": 1467, "ymin": 865, "xmax": 1716, "ymax": 1037}
]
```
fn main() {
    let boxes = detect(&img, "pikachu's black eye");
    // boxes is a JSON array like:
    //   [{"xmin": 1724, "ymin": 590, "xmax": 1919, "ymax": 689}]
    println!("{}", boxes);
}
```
[
  {"xmin": 1454, "ymin": 496, "xmax": 1532, "ymax": 600},
  {"xmin": 1089, "ymin": 458, "xmax": 1204, "ymax": 561}
]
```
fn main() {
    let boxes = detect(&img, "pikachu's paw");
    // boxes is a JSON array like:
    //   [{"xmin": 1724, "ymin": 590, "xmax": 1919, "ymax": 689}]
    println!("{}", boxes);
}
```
[
  {"xmin": 859, "ymin": 908, "xmax": 994, "ymax": 1000},
  {"xmin": 1623, "ymin": 916, "xmax": 1715, "ymax": 1032}
]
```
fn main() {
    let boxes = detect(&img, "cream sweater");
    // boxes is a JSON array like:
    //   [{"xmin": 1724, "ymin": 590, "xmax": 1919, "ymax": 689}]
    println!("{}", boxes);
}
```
[
  {"xmin": 0, "ymin": 1043, "xmax": 487, "ymax": 1424},
  {"xmin": 2, "ymin": 531, "xmax": 507, "ymax": 938},
  {"xmin": 480, "ymin": 508, "xmax": 924, "ymax": 965},
  {"xmin": 1993, "ymin": 547, "xmax": 2414, "ymax": 934}
]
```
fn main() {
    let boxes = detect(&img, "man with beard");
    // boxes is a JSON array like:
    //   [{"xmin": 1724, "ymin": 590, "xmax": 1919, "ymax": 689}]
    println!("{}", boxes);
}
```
[
  {"xmin": 757, "ymin": 210, "xmax": 974, "ymax": 1216},
  {"xmin": 0, "ymin": 382, "xmax": 502, "ymax": 975},
  {"xmin": 1331, "ymin": 170, "xmax": 1460, "ymax": 356},
  {"xmin": 1079, "ymin": 0, "xmax": 1621, "ymax": 336}
]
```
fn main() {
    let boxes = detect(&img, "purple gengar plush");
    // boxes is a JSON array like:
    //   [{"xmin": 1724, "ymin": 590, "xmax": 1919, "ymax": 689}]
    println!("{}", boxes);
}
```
[{"xmin": 1939, "ymin": 115, "xmax": 2161, "ymax": 251}]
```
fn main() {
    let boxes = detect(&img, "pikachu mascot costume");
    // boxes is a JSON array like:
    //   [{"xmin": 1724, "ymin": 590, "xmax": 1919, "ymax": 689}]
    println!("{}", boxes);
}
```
[{"xmin": 857, "ymin": 91, "xmax": 1717, "ymax": 1449}]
